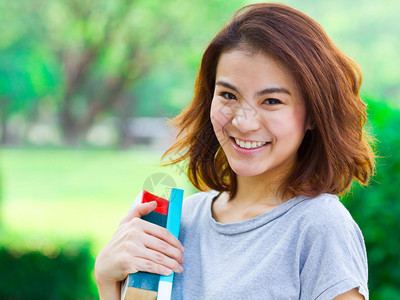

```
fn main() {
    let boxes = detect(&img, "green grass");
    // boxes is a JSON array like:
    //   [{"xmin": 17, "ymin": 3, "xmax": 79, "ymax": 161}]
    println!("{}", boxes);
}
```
[{"xmin": 0, "ymin": 148, "xmax": 195, "ymax": 254}]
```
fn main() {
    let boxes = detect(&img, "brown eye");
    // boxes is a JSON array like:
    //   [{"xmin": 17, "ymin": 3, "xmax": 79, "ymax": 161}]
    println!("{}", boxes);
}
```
[
  {"xmin": 220, "ymin": 92, "xmax": 237, "ymax": 100},
  {"xmin": 263, "ymin": 98, "xmax": 281, "ymax": 105}
]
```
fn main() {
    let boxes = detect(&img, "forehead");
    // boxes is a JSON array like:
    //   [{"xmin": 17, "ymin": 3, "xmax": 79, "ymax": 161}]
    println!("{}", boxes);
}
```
[{"xmin": 215, "ymin": 49, "xmax": 300, "ymax": 92}]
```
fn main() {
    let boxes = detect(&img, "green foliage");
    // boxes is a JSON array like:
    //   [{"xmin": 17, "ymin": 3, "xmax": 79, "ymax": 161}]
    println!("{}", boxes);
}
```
[
  {"xmin": 1, "ymin": 0, "xmax": 399, "ymax": 296},
  {"xmin": 3, "ymin": 0, "xmax": 397, "ymax": 144},
  {"xmin": 0, "ymin": 233, "xmax": 97, "ymax": 299},
  {"xmin": 0, "ymin": 149, "xmax": 195, "ymax": 254},
  {"xmin": 342, "ymin": 99, "xmax": 400, "ymax": 299},
  {"xmin": 287, "ymin": 0, "xmax": 400, "ymax": 103},
  {"xmin": 1, "ymin": 0, "xmax": 249, "ymax": 144}
]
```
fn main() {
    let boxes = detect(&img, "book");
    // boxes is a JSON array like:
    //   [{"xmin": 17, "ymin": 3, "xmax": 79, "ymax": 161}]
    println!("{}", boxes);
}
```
[{"xmin": 121, "ymin": 188, "xmax": 184, "ymax": 300}]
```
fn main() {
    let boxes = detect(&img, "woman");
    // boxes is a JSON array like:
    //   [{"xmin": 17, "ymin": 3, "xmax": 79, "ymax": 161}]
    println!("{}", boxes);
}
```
[{"xmin": 95, "ymin": 3, "xmax": 374, "ymax": 299}]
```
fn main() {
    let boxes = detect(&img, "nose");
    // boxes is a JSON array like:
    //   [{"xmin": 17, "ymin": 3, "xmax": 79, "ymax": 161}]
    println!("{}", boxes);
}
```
[{"xmin": 232, "ymin": 110, "xmax": 260, "ymax": 132}]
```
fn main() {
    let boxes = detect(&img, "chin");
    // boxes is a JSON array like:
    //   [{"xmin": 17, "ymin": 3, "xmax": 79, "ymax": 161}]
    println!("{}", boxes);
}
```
[
  {"xmin": 235, "ymin": 171, "xmax": 264, "ymax": 177},
  {"xmin": 229, "ymin": 163, "xmax": 265, "ymax": 177}
]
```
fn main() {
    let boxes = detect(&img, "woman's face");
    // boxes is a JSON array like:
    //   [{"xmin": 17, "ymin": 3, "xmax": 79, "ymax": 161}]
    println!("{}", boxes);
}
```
[{"xmin": 210, "ymin": 49, "xmax": 310, "ymax": 180}]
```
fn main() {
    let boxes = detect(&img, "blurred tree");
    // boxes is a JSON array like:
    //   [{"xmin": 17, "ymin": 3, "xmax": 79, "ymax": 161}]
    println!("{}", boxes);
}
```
[
  {"xmin": 1, "ymin": 0, "xmax": 399, "ymax": 146},
  {"xmin": 288, "ymin": 0, "xmax": 400, "ymax": 105},
  {"xmin": 50, "ymin": 0, "xmax": 250, "ymax": 145},
  {"xmin": 0, "ymin": 0, "xmax": 46, "ymax": 144},
  {"xmin": 342, "ymin": 99, "xmax": 400, "ymax": 299},
  {"xmin": 0, "ymin": 0, "xmax": 246, "ymax": 145},
  {"xmin": 0, "ymin": 98, "xmax": 8, "ymax": 144},
  {"xmin": 0, "ymin": 162, "xmax": 2, "ymax": 226},
  {"xmin": 45, "ymin": 0, "xmax": 160, "ymax": 144}
]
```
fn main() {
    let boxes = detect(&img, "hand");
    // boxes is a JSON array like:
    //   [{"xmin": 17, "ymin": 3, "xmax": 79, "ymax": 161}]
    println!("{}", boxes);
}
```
[{"xmin": 94, "ymin": 201, "xmax": 185, "ymax": 299}]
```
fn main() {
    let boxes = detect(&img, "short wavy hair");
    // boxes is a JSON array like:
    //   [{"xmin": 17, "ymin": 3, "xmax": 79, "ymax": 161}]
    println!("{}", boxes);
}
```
[{"xmin": 162, "ymin": 3, "xmax": 375, "ymax": 198}]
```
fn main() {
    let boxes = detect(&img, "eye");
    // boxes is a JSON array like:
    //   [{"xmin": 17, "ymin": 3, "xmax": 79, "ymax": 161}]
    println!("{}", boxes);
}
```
[
  {"xmin": 220, "ymin": 92, "xmax": 237, "ymax": 100},
  {"xmin": 263, "ymin": 98, "xmax": 281, "ymax": 105}
]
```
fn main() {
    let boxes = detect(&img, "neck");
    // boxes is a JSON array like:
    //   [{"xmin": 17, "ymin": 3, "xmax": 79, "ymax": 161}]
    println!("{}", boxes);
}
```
[
  {"xmin": 230, "ymin": 167, "xmax": 295, "ymax": 206},
  {"xmin": 231, "ymin": 176, "xmax": 281, "ymax": 205},
  {"xmin": 212, "ymin": 166, "xmax": 296, "ymax": 224}
]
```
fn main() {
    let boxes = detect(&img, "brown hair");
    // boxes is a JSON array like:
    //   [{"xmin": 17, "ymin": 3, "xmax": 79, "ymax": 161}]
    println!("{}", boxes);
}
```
[{"xmin": 162, "ymin": 3, "xmax": 375, "ymax": 198}]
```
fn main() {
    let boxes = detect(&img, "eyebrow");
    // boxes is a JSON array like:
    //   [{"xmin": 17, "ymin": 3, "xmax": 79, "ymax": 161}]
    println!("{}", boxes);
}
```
[{"xmin": 215, "ymin": 80, "xmax": 291, "ymax": 96}]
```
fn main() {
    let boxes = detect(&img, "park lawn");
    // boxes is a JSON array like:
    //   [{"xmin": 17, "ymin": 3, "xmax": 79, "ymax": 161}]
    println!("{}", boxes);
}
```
[{"xmin": 0, "ymin": 148, "xmax": 195, "ymax": 254}]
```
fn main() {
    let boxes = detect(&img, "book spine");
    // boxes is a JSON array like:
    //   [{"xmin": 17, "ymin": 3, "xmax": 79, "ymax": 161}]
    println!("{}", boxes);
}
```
[
  {"xmin": 156, "ymin": 188, "xmax": 184, "ymax": 300},
  {"xmin": 121, "ymin": 190, "xmax": 169, "ymax": 300}
]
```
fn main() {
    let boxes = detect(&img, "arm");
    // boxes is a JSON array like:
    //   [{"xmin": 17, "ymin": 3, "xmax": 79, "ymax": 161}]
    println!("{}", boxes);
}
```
[
  {"xmin": 94, "ymin": 201, "xmax": 185, "ymax": 300},
  {"xmin": 96, "ymin": 280, "xmax": 121, "ymax": 300},
  {"xmin": 333, "ymin": 288, "xmax": 365, "ymax": 300}
]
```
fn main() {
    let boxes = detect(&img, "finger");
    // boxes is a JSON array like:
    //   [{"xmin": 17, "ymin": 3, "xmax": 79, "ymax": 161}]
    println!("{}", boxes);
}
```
[
  {"xmin": 140, "ymin": 220, "xmax": 185, "ymax": 253},
  {"xmin": 131, "ymin": 245, "xmax": 183, "ymax": 274},
  {"xmin": 129, "ymin": 257, "xmax": 176, "ymax": 276},
  {"xmin": 120, "ymin": 201, "xmax": 157, "ymax": 225},
  {"xmin": 143, "ymin": 234, "xmax": 184, "ymax": 265}
]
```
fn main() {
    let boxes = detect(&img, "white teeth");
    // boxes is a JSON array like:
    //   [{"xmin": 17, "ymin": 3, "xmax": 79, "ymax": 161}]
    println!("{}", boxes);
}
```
[{"xmin": 234, "ymin": 138, "xmax": 267, "ymax": 149}]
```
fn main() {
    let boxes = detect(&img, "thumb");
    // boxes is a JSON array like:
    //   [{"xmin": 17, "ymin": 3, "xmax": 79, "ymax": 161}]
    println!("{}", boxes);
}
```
[
  {"xmin": 120, "ymin": 201, "xmax": 157, "ymax": 225},
  {"xmin": 134, "ymin": 201, "xmax": 158, "ymax": 219}
]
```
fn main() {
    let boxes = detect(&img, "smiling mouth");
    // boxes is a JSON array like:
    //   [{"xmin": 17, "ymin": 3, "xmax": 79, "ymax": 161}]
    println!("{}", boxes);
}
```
[{"xmin": 231, "ymin": 137, "xmax": 269, "ymax": 149}]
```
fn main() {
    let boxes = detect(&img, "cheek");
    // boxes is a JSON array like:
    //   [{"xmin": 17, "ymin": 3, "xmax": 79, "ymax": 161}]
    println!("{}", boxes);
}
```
[
  {"xmin": 210, "ymin": 99, "xmax": 231, "ymax": 133},
  {"xmin": 291, "ymin": 105, "xmax": 308, "ymax": 133},
  {"xmin": 267, "ymin": 108, "xmax": 307, "ymax": 138}
]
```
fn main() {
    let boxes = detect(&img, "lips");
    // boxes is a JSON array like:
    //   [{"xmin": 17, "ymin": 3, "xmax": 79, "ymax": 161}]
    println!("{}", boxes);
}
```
[
  {"xmin": 232, "ymin": 137, "xmax": 269, "ymax": 149},
  {"xmin": 229, "ymin": 137, "xmax": 270, "ymax": 156}
]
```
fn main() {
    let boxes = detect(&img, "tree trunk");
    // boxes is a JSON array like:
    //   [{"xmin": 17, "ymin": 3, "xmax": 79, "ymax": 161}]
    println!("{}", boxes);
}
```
[
  {"xmin": 118, "ymin": 94, "xmax": 135, "ymax": 149},
  {"xmin": 59, "ymin": 96, "xmax": 80, "ymax": 146},
  {"xmin": 0, "ymin": 97, "xmax": 9, "ymax": 145}
]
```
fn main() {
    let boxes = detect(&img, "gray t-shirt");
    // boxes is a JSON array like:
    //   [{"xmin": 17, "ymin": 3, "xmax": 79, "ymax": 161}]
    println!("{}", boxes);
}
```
[{"xmin": 171, "ymin": 190, "xmax": 368, "ymax": 299}]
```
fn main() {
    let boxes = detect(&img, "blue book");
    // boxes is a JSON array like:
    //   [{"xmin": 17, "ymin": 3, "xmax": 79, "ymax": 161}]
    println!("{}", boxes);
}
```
[{"xmin": 121, "ymin": 188, "xmax": 184, "ymax": 300}]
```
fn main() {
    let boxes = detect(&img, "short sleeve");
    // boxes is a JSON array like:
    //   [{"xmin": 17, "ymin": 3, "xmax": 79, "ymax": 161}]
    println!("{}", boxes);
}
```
[{"xmin": 299, "ymin": 209, "xmax": 369, "ymax": 300}]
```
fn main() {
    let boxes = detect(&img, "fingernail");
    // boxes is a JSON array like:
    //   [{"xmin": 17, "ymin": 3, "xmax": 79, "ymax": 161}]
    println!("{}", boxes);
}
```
[
  {"xmin": 163, "ymin": 268, "xmax": 173, "ymax": 275},
  {"xmin": 178, "ymin": 265, "xmax": 184, "ymax": 273},
  {"xmin": 180, "ymin": 246, "xmax": 185, "ymax": 253},
  {"xmin": 180, "ymin": 257, "xmax": 185, "ymax": 264}
]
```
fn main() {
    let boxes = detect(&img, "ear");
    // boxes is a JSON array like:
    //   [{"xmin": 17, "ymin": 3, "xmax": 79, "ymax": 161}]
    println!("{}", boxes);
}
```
[{"xmin": 306, "ymin": 118, "xmax": 315, "ymax": 131}]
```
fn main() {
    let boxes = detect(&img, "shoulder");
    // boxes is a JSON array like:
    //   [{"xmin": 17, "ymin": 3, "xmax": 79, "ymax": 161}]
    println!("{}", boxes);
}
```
[
  {"xmin": 293, "ymin": 193, "xmax": 366, "ymax": 250},
  {"xmin": 298, "ymin": 193, "xmax": 349, "ymax": 217},
  {"xmin": 181, "ymin": 190, "xmax": 219, "ymax": 219},
  {"xmin": 179, "ymin": 190, "xmax": 219, "ymax": 240},
  {"xmin": 296, "ymin": 194, "xmax": 369, "ymax": 299},
  {"xmin": 290, "ymin": 194, "xmax": 367, "ymax": 270},
  {"xmin": 182, "ymin": 190, "xmax": 219, "ymax": 209},
  {"xmin": 295, "ymin": 193, "xmax": 358, "ymax": 231}
]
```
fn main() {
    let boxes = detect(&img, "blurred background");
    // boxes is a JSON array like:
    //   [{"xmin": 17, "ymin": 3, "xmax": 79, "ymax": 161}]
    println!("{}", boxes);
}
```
[{"xmin": 0, "ymin": 0, "xmax": 399, "ymax": 298}]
